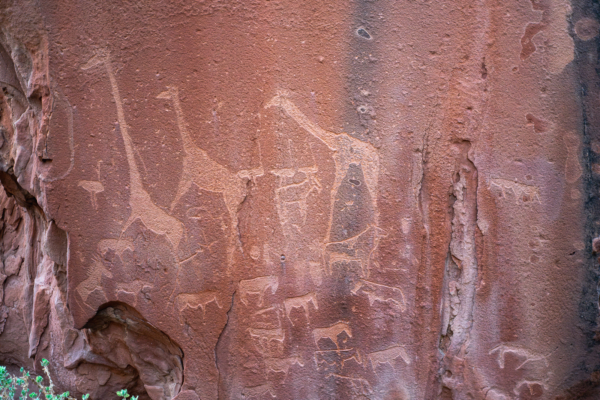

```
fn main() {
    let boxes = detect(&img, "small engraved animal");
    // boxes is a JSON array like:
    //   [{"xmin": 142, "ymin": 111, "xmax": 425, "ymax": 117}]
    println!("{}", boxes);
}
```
[
  {"xmin": 513, "ymin": 379, "xmax": 548, "ymax": 397},
  {"xmin": 241, "ymin": 383, "xmax": 276, "ymax": 399},
  {"xmin": 239, "ymin": 276, "xmax": 279, "ymax": 306},
  {"xmin": 78, "ymin": 180, "xmax": 104, "ymax": 210},
  {"xmin": 265, "ymin": 356, "xmax": 304, "ymax": 379},
  {"xmin": 284, "ymin": 292, "xmax": 318, "ymax": 324},
  {"xmin": 367, "ymin": 346, "xmax": 410, "ymax": 371},
  {"xmin": 248, "ymin": 328, "xmax": 285, "ymax": 345},
  {"xmin": 175, "ymin": 291, "xmax": 222, "ymax": 316},
  {"xmin": 327, "ymin": 374, "xmax": 373, "ymax": 396},
  {"xmin": 489, "ymin": 344, "xmax": 550, "ymax": 370},
  {"xmin": 313, "ymin": 322, "xmax": 352, "ymax": 349},
  {"xmin": 314, "ymin": 348, "xmax": 364, "ymax": 370},
  {"xmin": 490, "ymin": 178, "xmax": 541, "ymax": 204},
  {"xmin": 351, "ymin": 279, "xmax": 406, "ymax": 312},
  {"xmin": 97, "ymin": 238, "xmax": 135, "ymax": 258},
  {"xmin": 76, "ymin": 256, "xmax": 112, "ymax": 303},
  {"xmin": 325, "ymin": 225, "xmax": 387, "ymax": 277}
]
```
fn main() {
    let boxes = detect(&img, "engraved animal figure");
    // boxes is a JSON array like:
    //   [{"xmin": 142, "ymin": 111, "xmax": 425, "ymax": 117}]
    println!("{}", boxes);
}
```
[
  {"xmin": 82, "ymin": 53, "xmax": 184, "ymax": 251},
  {"xmin": 248, "ymin": 327, "xmax": 285, "ymax": 355},
  {"xmin": 157, "ymin": 86, "xmax": 264, "ymax": 265},
  {"xmin": 76, "ymin": 256, "xmax": 113, "ymax": 303},
  {"xmin": 78, "ymin": 181, "xmax": 104, "ymax": 210},
  {"xmin": 97, "ymin": 238, "xmax": 135, "ymax": 258},
  {"xmin": 314, "ymin": 348, "xmax": 364, "ymax": 371},
  {"xmin": 239, "ymin": 276, "xmax": 279, "ymax": 306},
  {"xmin": 271, "ymin": 139, "xmax": 322, "ymax": 234},
  {"xmin": 241, "ymin": 383, "xmax": 276, "ymax": 399},
  {"xmin": 327, "ymin": 374, "xmax": 373, "ymax": 397},
  {"xmin": 116, "ymin": 279, "xmax": 146, "ymax": 306},
  {"xmin": 489, "ymin": 344, "xmax": 550, "ymax": 370},
  {"xmin": 175, "ymin": 291, "xmax": 222, "ymax": 316},
  {"xmin": 325, "ymin": 225, "xmax": 387, "ymax": 277},
  {"xmin": 265, "ymin": 356, "xmax": 304, "ymax": 380},
  {"xmin": 351, "ymin": 279, "xmax": 406, "ymax": 312},
  {"xmin": 284, "ymin": 292, "xmax": 318, "ymax": 324},
  {"xmin": 513, "ymin": 380, "xmax": 548, "ymax": 397},
  {"xmin": 313, "ymin": 322, "xmax": 352, "ymax": 349},
  {"xmin": 490, "ymin": 178, "xmax": 541, "ymax": 204},
  {"xmin": 368, "ymin": 346, "xmax": 410, "ymax": 371},
  {"xmin": 266, "ymin": 94, "xmax": 380, "ymax": 243}
]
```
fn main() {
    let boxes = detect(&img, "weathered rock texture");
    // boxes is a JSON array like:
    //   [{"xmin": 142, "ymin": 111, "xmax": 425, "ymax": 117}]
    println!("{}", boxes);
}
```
[{"xmin": 1, "ymin": 0, "xmax": 600, "ymax": 399}]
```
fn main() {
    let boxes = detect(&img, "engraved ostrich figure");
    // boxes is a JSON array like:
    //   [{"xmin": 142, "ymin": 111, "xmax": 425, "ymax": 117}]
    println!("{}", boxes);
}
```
[
  {"xmin": 82, "ymin": 53, "xmax": 184, "ymax": 252},
  {"xmin": 265, "ymin": 94, "xmax": 380, "ymax": 244},
  {"xmin": 157, "ymin": 86, "xmax": 264, "ymax": 265}
]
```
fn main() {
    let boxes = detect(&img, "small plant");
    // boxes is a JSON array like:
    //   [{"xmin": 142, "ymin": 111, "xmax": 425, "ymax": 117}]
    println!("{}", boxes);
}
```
[{"xmin": 0, "ymin": 359, "xmax": 136, "ymax": 400}]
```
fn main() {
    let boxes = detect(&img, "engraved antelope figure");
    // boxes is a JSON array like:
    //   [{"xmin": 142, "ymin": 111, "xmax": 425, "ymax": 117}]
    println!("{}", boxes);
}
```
[
  {"xmin": 489, "ymin": 344, "xmax": 551, "ymax": 370},
  {"xmin": 265, "ymin": 356, "xmax": 304, "ymax": 380},
  {"xmin": 157, "ymin": 86, "xmax": 264, "ymax": 266},
  {"xmin": 239, "ymin": 276, "xmax": 279, "ymax": 306},
  {"xmin": 284, "ymin": 292, "xmax": 318, "ymax": 324},
  {"xmin": 313, "ymin": 322, "xmax": 352, "ymax": 349},
  {"xmin": 367, "ymin": 346, "xmax": 410, "ymax": 371},
  {"xmin": 241, "ymin": 383, "xmax": 276, "ymax": 399},
  {"xmin": 175, "ymin": 291, "xmax": 222, "ymax": 316},
  {"xmin": 351, "ymin": 279, "xmax": 406, "ymax": 312},
  {"xmin": 325, "ymin": 225, "xmax": 387, "ymax": 278},
  {"xmin": 266, "ymin": 94, "xmax": 380, "ymax": 244},
  {"xmin": 82, "ymin": 53, "xmax": 184, "ymax": 252}
]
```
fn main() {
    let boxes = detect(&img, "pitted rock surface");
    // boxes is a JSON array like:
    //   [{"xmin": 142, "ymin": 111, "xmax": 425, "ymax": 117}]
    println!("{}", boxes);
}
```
[{"xmin": 1, "ymin": 0, "xmax": 600, "ymax": 399}]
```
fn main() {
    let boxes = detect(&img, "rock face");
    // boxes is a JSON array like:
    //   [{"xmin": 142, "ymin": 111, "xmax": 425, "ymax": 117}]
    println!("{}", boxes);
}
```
[{"xmin": 1, "ymin": 0, "xmax": 600, "ymax": 399}]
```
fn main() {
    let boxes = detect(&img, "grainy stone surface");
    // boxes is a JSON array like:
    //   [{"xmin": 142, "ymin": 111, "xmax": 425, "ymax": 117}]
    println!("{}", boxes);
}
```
[{"xmin": 1, "ymin": 0, "xmax": 600, "ymax": 399}]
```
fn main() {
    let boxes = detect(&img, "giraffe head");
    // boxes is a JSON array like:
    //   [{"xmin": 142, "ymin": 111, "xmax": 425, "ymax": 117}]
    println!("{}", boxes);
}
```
[
  {"xmin": 157, "ymin": 86, "xmax": 178, "ymax": 100},
  {"xmin": 81, "ymin": 50, "xmax": 109, "ymax": 70}
]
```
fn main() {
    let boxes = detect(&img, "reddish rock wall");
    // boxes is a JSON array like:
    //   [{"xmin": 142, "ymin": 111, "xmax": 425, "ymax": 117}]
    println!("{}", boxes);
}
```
[{"xmin": 1, "ymin": 0, "xmax": 600, "ymax": 399}]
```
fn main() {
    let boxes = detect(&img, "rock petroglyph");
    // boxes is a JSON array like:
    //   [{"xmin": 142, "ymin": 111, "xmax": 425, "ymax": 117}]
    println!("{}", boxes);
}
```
[
  {"xmin": 75, "ymin": 255, "xmax": 112, "ymax": 304},
  {"xmin": 313, "ymin": 322, "xmax": 352, "ymax": 349},
  {"xmin": 489, "ymin": 344, "xmax": 550, "ymax": 370},
  {"xmin": 315, "ymin": 348, "xmax": 364, "ymax": 370},
  {"xmin": 325, "ymin": 225, "xmax": 387, "ymax": 277},
  {"xmin": 490, "ymin": 178, "xmax": 541, "ymax": 204},
  {"xmin": 241, "ymin": 383, "xmax": 276, "ymax": 399},
  {"xmin": 82, "ymin": 52, "xmax": 184, "ymax": 251},
  {"xmin": 157, "ymin": 86, "xmax": 264, "ymax": 266},
  {"xmin": 78, "ymin": 180, "xmax": 104, "ymax": 210},
  {"xmin": 265, "ymin": 356, "xmax": 304, "ymax": 379},
  {"xmin": 239, "ymin": 275, "xmax": 279, "ymax": 307},
  {"xmin": 367, "ymin": 346, "xmax": 410, "ymax": 371},
  {"xmin": 351, "ymin": 279, "xmax": 406, "ymax": 312},
  {"xmin": 266, "ymin": 93, "xmax": 380, "ymax": 243},
  {"xmin": 175, "ymin": 291, "xmax": 222, "ymax": 316},
  {"xmin": 283, "ymin": 292, "xmax": 318, "ymax": 324}
]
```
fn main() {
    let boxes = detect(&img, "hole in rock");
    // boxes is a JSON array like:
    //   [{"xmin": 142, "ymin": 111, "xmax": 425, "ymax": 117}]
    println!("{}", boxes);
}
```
[{"xmin": 65, "ymin": 302, "xmax": 184, "ymax": 400}]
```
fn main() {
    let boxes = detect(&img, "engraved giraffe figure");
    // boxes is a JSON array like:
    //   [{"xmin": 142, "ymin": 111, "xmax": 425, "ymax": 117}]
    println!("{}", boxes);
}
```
[
  {"xmin": 157, "ymin": 86, "xmax": 264, "ymax": 265},
  {"xmin": 265, "ymin": 94, "xmax": 380, "ymax": 244},
  {"xmin": 82, "ymin": 53, "xmax": 184, "ymax": 252}
]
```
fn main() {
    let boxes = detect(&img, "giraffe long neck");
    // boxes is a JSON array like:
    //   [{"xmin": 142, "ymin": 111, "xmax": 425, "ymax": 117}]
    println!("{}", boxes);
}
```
[
  {"xmin": 104, "ymin": 60, "xmax": 143, "ymax": 193},
  {"xmin": 170, "ymin": 90, "xmax": 197, "ymax": 152}
]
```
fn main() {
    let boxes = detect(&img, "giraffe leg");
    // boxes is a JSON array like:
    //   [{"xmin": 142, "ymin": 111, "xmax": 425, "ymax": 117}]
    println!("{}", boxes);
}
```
[
  {"xmin": 223, "ymin": 184, "xmax": 246, "ymax": 270},
  {"xmin": 324, "ymin": 168, "xmax": 345, "ymax": 243},
  {"xmin": 170, "ymin": 178, "xmax": 193, "ymax": 211}
]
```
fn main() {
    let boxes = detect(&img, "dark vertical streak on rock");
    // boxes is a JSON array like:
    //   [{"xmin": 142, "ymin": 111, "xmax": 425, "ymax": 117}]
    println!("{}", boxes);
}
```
[
  {"xmin": 565, "ymin": 0, "xmax": 600, "ymax": 397},
  {"xmin": 215, "ymin": 290, "xmax": 235, "ymax": 400}
]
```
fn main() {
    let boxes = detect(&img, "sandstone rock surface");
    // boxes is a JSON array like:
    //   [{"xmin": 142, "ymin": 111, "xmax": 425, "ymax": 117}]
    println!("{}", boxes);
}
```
[{"xmin": 1, "ymin": 0, "xmax": 600, "ymax": 399}]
